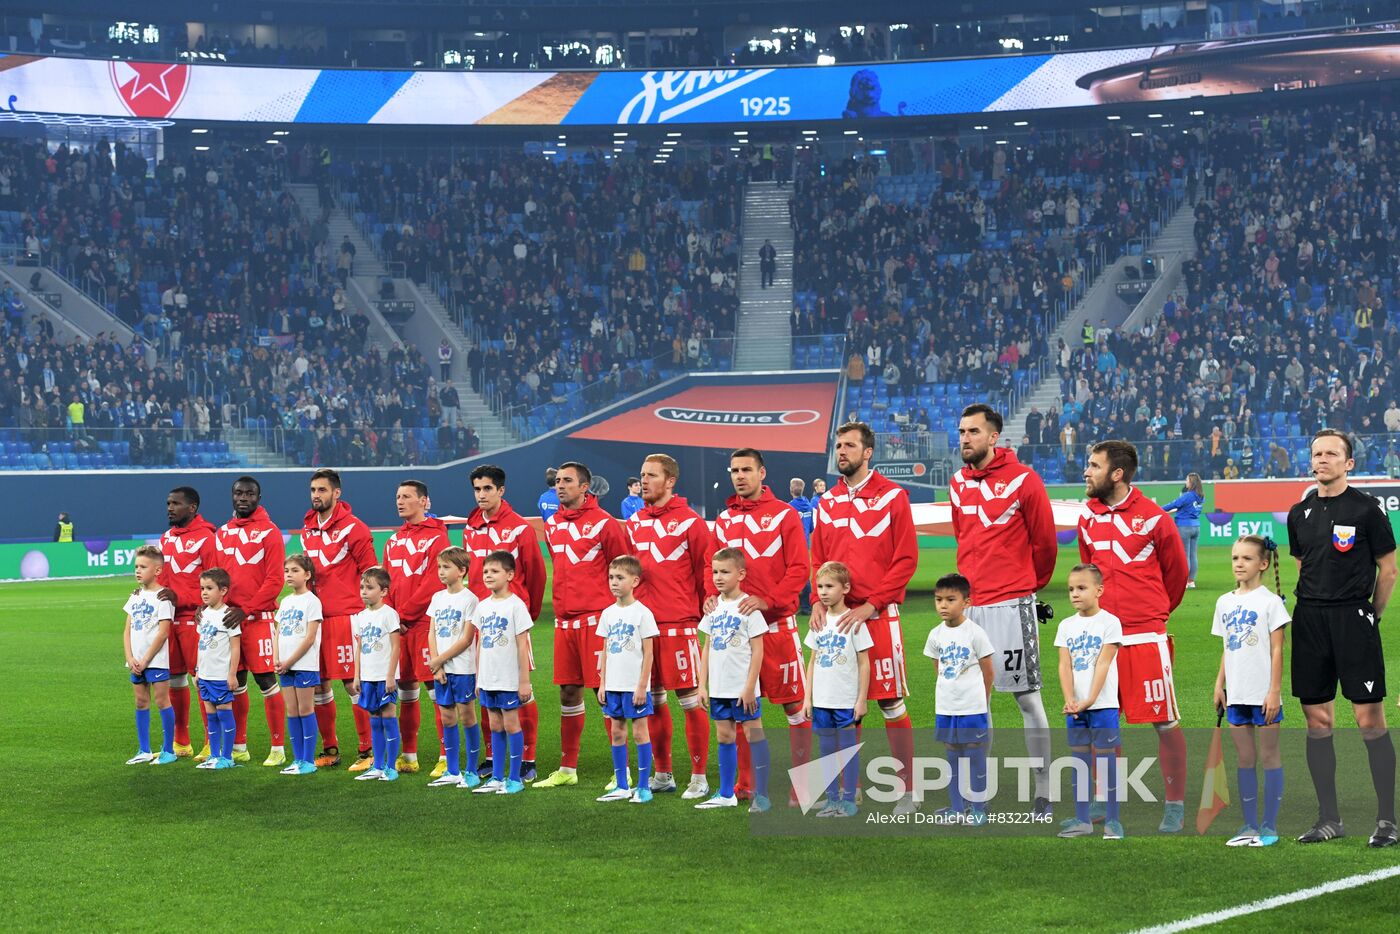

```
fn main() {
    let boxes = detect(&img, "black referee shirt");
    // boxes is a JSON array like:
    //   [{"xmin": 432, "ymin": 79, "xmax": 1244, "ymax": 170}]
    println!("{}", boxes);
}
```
[{"xmin": 1288, "ymin": 485, "xmax": 1397, "ymax": 605}]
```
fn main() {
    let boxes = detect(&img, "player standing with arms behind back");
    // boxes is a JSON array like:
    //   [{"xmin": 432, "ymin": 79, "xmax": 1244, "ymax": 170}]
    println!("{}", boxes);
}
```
[
  {"xmin": 810, "ymin": 421, "xmax": 919, "ymax": 813},
  {"xmin": 1288, "ymin": 429, "xmax": 1398, "ymax": 847},
  {"xmin": 157, "ymin": 486, "xmax": 220, "ymax": 757},
  {"xmin": 950, "ymin": 404, "xmax": 1058, "ymax": 817},
  {"xmin": 301, "ymin": 469, "xmax": 379, "ymax": 770},
  {"xmin": 1078, "ymin": 441, "xmax": 1190, "ymax": 832}
]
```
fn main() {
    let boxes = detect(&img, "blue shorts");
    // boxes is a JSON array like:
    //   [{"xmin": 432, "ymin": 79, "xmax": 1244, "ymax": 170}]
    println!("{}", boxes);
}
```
[
  {"xmin": 130, "ymin": 667, "xmax": 170, "ymax": 685},
  {"xmin": 197, "ymin": 677, "xmax": 233, "ymax": 706},
  {"xmin": 356, "ymin": 680, "xmax": 397, "ymax": 713},
  {"xmin": 1065, "ymin": 708, "xmax": 1121, "ymax": 748},
  {"xmin": 710, "ymin": 697, "xmax": 762, "ymax": 723},
  {"xmin": 1226, "ymin": 704, "xmax": 1284, "ymax": 727},
  {"xmin": 479, "ymin": 688, "xmax": 521, "ymax": 711},
  {"xmin": 279, "ymin": 670, "xmax": 321, "ymax": 689},
  {"xmin": 434, "ymin": 673, "xmax": 478, "ymax": 707},
  {"xmin": 935, "ymin": 712, "xmax": 990, "ymax": 745},
  {"xmin": 812, "ymin": 707, "xmax": 858, "ymax": 730},
  {"xmin": 602, "ymin": 690, "xmax": 654, "ymax": 720}
]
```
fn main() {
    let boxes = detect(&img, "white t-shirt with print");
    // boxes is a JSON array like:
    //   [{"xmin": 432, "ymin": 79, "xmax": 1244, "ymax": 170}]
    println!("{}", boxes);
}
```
[
  {"xmin": 596, "ymin": 600, "xmax": 661, "ymax": 693},
  {"xmin": 352, "ymin": 605, "xmax": 401, "ymax": 682},
  {"xmin": 196, "ymin": 608, "xmax": 241, "ymax": 683},
  {"xmin": 804, "ymin": 612, "xmax": 874, "ymax": 709},
  {"xmin": 1212, "ymin": 587, "xmax": 1290, "ymax": 706},
  {"xmin": 276, "ymin": 591, "xmax": 324, "ymax": 672},
  {"xmin": 475, "ymin": 594, "xmax": 534, "ymax": 691},
  {"xmin": 1053, "ymin": 610, "xmax": 1124, "ymax": 711},
  {"xmin": 124, "ymin": 589, "xmax": 174, "ymax": 670},
  {"xmin": 699, "ymin": 595, "xmax": 769, "ymax": 699},
  {"xmin": 427, "ymin": 588, "xmax": 480, "ymax": 676},
  {"xmin": 922, "ymin": 619, "xmax": 994, "ymax": 715}
]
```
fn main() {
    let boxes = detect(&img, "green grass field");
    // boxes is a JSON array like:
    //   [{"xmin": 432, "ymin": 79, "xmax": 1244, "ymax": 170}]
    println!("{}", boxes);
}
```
[{"xmin": 4, "ymin": 545, "xmax": 1399, "ymax": 932}]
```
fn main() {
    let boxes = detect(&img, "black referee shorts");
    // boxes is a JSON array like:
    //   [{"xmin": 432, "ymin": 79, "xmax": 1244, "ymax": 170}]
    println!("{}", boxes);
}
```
[{"xmin": 1291, "ymin": 601, "xmax": 1386, "ymax": 705}]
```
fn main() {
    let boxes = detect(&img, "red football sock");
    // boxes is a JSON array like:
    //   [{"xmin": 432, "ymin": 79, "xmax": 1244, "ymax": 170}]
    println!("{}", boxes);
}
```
[
  {"xmin": 315, "ymin": 698, "xmax": 339, "ymax": 751},
  {"xmin": 735, "ymin": 729, "xmax": 752, "ymax": 794},
  {"xmin": 885, "ymin": 713, "xmax": 914, "ymax": 792},
  {"xmin": 683, "ymin": 704, "xmax": 710, "ymax": 774},
  {"xmin": 400, "ymin": 695, "xmax": 421, "ymax": 755},
  {"xmin": 520, "ymin": 699, "xmax": 539, "ymax": 761},
  {"xmin": 353, "ymin": 705, "xmax": 372, "ymax": 753},
  {"xmin": 264, "ymin": 691, "xmax": 286, "ymax": 746},
  {"xmin": 434, "ymin": 704, "xmax": 445, "ymax": 750},
  {"xmin": 233, "ymin": 689, "xmax": 250, "ymax": 744},
  {"xmin": 789, "ymin": 719, "xmax": 813, "ymax": 768},
  {"xmin": 170, "ymin": 684, "xmax": 192, "ymax": 746},
  {"xmin": 601, "ymin": 716, "xmax": 613, "ymax": 751},
  {"xmin": 560, "ymin": 706, "xmax": 585, "ymax": 769},
  {"xmin": 649, "ymin": 705, "xmax": 674, "ymax": 773},
  {"xmin": 1159, "ymin": 727, "xmax": 1188, "ymax": 803}
]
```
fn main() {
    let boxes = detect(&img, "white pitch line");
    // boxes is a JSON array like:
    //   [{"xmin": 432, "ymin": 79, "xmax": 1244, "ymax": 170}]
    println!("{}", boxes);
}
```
[{"xmin": 1131, "ymin": 864, "xmax": 1400, "ymax": 933}]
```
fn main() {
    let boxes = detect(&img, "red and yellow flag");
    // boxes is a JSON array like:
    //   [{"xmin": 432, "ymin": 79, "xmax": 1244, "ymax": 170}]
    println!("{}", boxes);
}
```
[{"xmin": 1196, "ymin": 717, "xmax": 1231, "ymax": 834}]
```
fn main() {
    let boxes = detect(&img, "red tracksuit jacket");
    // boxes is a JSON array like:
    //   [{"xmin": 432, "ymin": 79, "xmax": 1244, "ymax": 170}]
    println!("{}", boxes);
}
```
[
  {"xmin": 213, "ymin": 506, "xmax": 286, "ymax": 615},
  {"xmin": 545, "ymin": 494, "xmax": 629, "ymax": 620},
  {"xmin": 629, "ymin": 495, "xmax": 717, "ymax": 624},
  {"xmin": 811, "ymin": 470, "xmax": 918, "ymax": 610},
  {"xmin": 949, "ymin": 448, "xmax": 1058, "ymax": 605},
  {"xmin": 382, "ymin": 516, "xmax": 449, "ymax": 628},
  {"xmin": 712, "ymin": 487, "xmax": 810, "ymax": 623},
  {"xmin": 158, "ymin": 515, "xmax": 220, "ymax": 621},
  {"xmin": 1077, "ymin": 486, "xmax": 1189, "ymax": 635},
  {"xmin": 463, "ymin": 500, "xmax": 546, "ymax": 620},
  {"xmin": 300, "ymin": 500, "xmax": 378, "ymax": 618}
]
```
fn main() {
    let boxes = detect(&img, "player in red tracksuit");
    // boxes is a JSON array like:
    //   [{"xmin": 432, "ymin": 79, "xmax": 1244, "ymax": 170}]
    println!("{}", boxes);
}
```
[
  {"xmin": 382, "ymin": 479, "xmax": 450, "ymax": 773},
  {"xmin": 535, "ymin": 461, "xmax": 631, "ymax": 789},
  {"xmin": 711, "ymin": 448, "xmax": 812, "ymax": 801},
  {"xmin": 156, "ymin": 486, "xmax": 221, "ymax": 756},
  {"xmin": 950, "ymin": 404, "xmax": 1058, "ymax": 816},
  {"xmin": 810, "ymin": 422, "xmax": 919, "ymax": 811},
  {"xmin": 463, "ymin": 464, "xmax": 546, "ymax": 780},
  {"xmin": 1078, "ymin": 439, "xmax": 1190, "ymax": 832},
  {"xmin": 629, "ymin": 453, "xmax": 719, "ymax": 799},
  {"xmin": 211, "ymin": 476, "xmax": 287, "ymax": 765},
  {"xmin": 301, "ymin": 468, "xmax": 379, "ymax": 770}
]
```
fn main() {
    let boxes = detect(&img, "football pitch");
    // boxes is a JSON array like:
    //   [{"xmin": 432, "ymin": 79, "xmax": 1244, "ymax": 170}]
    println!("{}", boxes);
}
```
[{"xmin": 4, "ymin": 544, "xmax": 1398, "ymax": 932}]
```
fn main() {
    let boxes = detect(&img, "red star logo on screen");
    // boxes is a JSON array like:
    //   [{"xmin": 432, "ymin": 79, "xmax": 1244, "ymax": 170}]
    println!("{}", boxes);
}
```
[{"xmin": 109, "ymin": 61, "xmax": 190, "ymax": 118}]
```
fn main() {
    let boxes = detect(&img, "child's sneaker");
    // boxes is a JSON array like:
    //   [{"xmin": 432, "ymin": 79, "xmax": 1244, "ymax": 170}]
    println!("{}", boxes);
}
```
[
  {"xmin": 461, "ymin": 773, "xmax": 483, "ymax": 789},
  {"xmin": 965, "ymin": 807, "xmax": 988, "ymax": 826},
  {"xmin": 213, "ymin": 757, "xmax": 236, "ymax": 770},
  {"xmin": 695, "ymin": 793, "xmax": 738, "ymax": 809},
  {"xmin": 1103, "ymin": 820, "xmax": 1125, "ymax": 840},
  {"xmin": 749, "ymin": 795, "xmax": 772, "ymax": 814},
  {"xmin": 1227, "ymin": 826, "xmax": 1260, "ymax": 847},
  {"xmin": 816, "ymin": 801, "xmax": 843, "ymax": 817},
  {"xmin": 597, "ymin": 787, "xmax": 632, "ymax": 802},
  {"xmin": 262, "ymin": 748, "xmax": 287, "ymax": 768},
  {"xmin": 499, "ymin": 779, "xmax": 526, "ymax": 794},
  {"xmin": 1058, "ymin": 819, "xmax": 1094, "ymax": 837},
  {"xmin": 150, "ymin": 751, "xmax": 178, "ymax": 766},
  {"xmin": 1251, "ymin": 826, "xmax": 1280, "ymax": 847},
  {"xmin": 473, "ymin": 779, "xmax": 504, "ymax": 794},
  {"xmin": 1088, "ymin": 801, "xmax": 1107, "ymax": 824},
  {"xmin": 296, "ymin": 761, "xmax": 317, "ymax": 775},
  {"xmin": 836, "ymin": 800, "xmax": 859, "ymax": 817},
  {"xmin": 630, "ymin": 787, "xmax": 653, "ymax": 804},
  {"xmin": 195, "ymin": 757, "xmax": 220, "ymax": 770},
  {"xmin": 355, "ymin": 768, "xmax": 385, "ymax": 781},
  {"xmin": 126, "ymin": 752, "xmax": 156, "ymax": 765},
  {"xmin": 931, "ymin": 806, "xmax": 963, "ymax": 822},
  {"xmin": 173, "ymin": 742, "xmax": 194, "ymax": 758},
  {"xmin": 429, "ymin": 773, "xmax": 466, "ymax": 788},
  {"xmin": 379, "ymin": 768, "xmax": 399, "ymax": 782},
  {"xmin": 280, "ymin": 761, "xmax": 302, "ymax": 776}
]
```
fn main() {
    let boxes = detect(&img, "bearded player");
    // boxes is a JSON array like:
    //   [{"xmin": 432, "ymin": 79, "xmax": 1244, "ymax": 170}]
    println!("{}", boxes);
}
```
[
  {"xmin": 157, "ymin": 486, "xmax": 221, "ymax": 757},
  {"xmin": 810, "ymin": 422, "xmax": 919, "ymax": 813},
  {"xmin": 210, "ymin": 476, "xmax": 287, "ymax": 766},
  {"xmin": 711, "ymin": 448, "xmax": 812, "ymax": 803},
  {"xmin": 1079, "ymin": 440, "xmax": 1190, "ymax": 832},
  {"xmin": 301, "ymin": 468, "xmax": 378, "ymax": 769},
  {"xmin": 461, "ymin": 464, "xmax": 546, "ymax": 781}
]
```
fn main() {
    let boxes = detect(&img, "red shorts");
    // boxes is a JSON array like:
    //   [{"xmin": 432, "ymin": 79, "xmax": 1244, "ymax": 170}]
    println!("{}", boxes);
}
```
[
  {"xmin": 759, "ymin": 617, "xmax": 805, "ymax": 705},
  {"xmin": 398, "ymin": 624, "xmax": 433, "ymax": 683},
  {"xmin": 167, "ymin": 618, "xmax": 199, "ymax": 675},
  {"xmin": 553, "ymin": 615, "xmax": 603, "ymax": 689},
  {"xmin": 320, "ymin": 615, "xmax": 355, "ymax": 681},
  {"xmin": 1117, "ymin": 634, "xmax": 1179, "ymax": 724},
  {"xmin": 238, "ymin": 613, "xmax": 276, "ymax": 674},
  {"xmin": 864, "ymin": 607, "xmax": 908, "ymax": 702},
  {"xmin": 653, "ymin": 625, "xmax": 700, "ymax": 692}
]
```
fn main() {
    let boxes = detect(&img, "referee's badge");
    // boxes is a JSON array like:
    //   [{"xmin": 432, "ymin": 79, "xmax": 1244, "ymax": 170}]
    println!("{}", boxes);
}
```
[{"xmin": 1332, "ymin": 525, "xmax": 1357, "ymax": 553}]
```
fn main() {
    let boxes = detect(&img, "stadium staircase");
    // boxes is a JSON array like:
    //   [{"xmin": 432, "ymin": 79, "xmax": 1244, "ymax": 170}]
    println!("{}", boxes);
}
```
[
  {"xmin": 286, "ymin": 184, "xmax": 511, "ymax": 454},
  {"xmin": 734, "ymin": 180, "xmax": 794, "ymax": 371}
]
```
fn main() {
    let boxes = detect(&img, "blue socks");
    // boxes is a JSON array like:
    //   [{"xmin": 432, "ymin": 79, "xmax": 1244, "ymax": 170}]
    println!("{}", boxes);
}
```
[
  {"xmin": 159, "ymin": 706, "xmax": 175, "ymax": 754},
  {"xmin": 751, "ymin": 738, "xmax": 771, "ymax": 799},
  {"xmin": 947, "ymin": 748, "xmax": 966, "ymax": 813},
  {"xmin": 383, "ymin": 717, "xmax": 401, "ymax": 767},
  {"xmin": 491, "ymin": 731, "xmax": 506, "ymax": 781},
  {"xmin": 819, "ymin": 729, "xmax": 840, "ymax": 801},
  {"xmin": 968, "ymin": 745, "xmax": 987, "ymax": 811},
  {"xmin": 206, "ymin": 712, "xmax": 220, "ymax": 755},
  {"xmin": 288, "ymin": 713, "xmax": 305, "ymax": 761},
  {"xmin": 302, "ymin": 713, "xmax": 317, "ymax": 761},
  {"xmin": 637, "ymin": 741, "xmax": 653, "ymax": 791},
  {"xmin": 718, "ymin": 741, "xmax": 738, "ymax": 798},
  {"xmin": 442, "ymin": 716, "xmax": 461, "ymax": 777},
  {"xmin": 1099, "ymin": 750, "xmax": 1119, "ymax": 822},
  {"xmin": 1239, "ymin": 767, "xmax": 1260, "ymax": 829},
  {"xmin": 839, "ymin": 728, "xmax": 860, "ymax": 803},
  {"xmin": 611, "ymin": 743, "xmax": 630, "ymax": 790},
  {"xmin": 216, "ymin": 708, "xmax": 235, "ymax": 759},
  {"xmin": 1264, "ymin": 767, "xmax": 1284, "ymax": 829},
  {"xmin": 465, "ymin": 722, "xmax": 481, "ymax": 774},
  {"xmin": 1072, "ymin": 750, "xmax": 1092, "ymax": 822},
  {"xmin": 508, "ymin": 731, "xmax": 524, "ymax": 782},
  {"xmin": 135, "ymin": 708, "xmax": 151, "ymax": 754},
  {"xmin": 371, "ymin": 716, "xmax": 386, "ymax": 770}
]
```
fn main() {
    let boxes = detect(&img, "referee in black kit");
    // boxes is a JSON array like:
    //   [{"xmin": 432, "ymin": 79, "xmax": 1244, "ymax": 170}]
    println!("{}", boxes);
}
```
[{"xmin": 1288, "ymin": 429, "xmax": 1399, "ymax": 846}]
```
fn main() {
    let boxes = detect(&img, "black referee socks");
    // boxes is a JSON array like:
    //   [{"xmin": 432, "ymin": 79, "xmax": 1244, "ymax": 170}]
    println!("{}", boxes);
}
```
[
  {"xmin": 1306, "ymin": 734, "xmax": 1340, "ymax": 823},
  {"xmin": 1364, "ymin": 732, "xmax": 1398, "ymax": 824}
]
